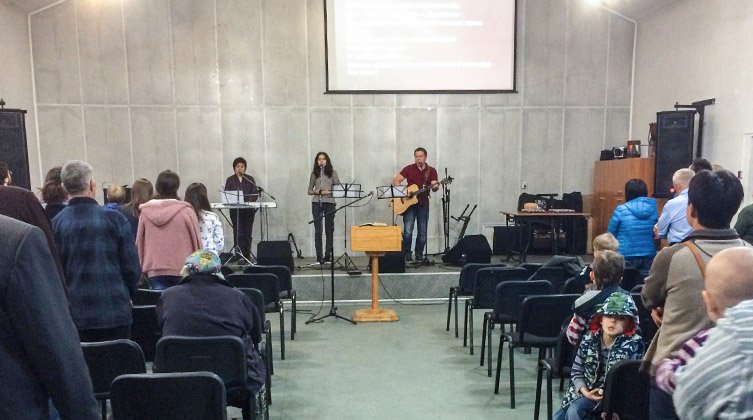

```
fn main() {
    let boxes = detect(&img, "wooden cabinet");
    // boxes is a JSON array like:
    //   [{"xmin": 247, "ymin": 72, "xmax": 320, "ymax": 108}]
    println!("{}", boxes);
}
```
[{"xmin": 592, "ymin": 158, "xmax": 666, "ymax": 244}]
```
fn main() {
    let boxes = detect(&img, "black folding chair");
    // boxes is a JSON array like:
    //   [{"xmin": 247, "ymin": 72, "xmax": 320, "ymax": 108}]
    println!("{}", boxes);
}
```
[
  {"xmin": 467, "ymin": 267, "xmax": 528, "ymax": 355},
  {"xmin": 237, "ymin": 287, "xmax": 273, "ymax": 403},
  {"xmin": 529, "ymin": 266, "xmax": 569, "ymax": 293},
  {"xmin": 446, "ymin": 263, "xmax": 506, "ymax": 338},
  {"xmin": 228, "ymin": 273, "xmax": 285, "ymax": 359},
  {"xmin": 534, "ymin": 326, "xmax": 576, "ymax": 420},
  {"xmin": 495, "ymin": 294, "xmax": 579, "ymax": 408},
  {"xmin": 632, "ymin": 292, "xmax": 657, "ymax": 349},
  {"xmin": 519, "ymin": 262, "xmax": 543, "ymax": 278},
  {"xmin": 244, "ymin": 265, "xmax": 297, "ymax": 340},
  {"xmin": 621, "ymin": 267, "xmax": 644, "ymax": 292},
  {"xmin": 81, "ymin": 339, "xmax": 147, "ymax": 420},
  {"xmin": 482, "ymin": 280, "xmax": 554, "ymax": 376},
  {"xmin": 602, "ymin": 360, "xmax": 650, "ymax": 420},
  {"xmin": 131, "ymin": 305, "xmax": 160, "ymax": 362},
  {"xmin": 111, "ymin": 372, "xmax": 227, "ymax": 420},
  {"xmin": 132, "ymin": 289, "xmax": 162, "ymax": 305},
  {"xmin": 154, "ymin": 335, "xmax": 262, "ymax": 420}
]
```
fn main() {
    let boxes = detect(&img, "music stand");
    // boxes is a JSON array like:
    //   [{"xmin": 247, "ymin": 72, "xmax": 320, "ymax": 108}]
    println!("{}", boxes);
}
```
[
  {"xmin": 377, "ymin": 185, "xmax": 408, "ymax": 227},
  {"xmin": 219, "ymin": 190, "xmax": 258, "ymax": 266},
  {"xmin": 332, "ymin": 183, "xmax": 363, "ymax": 273},
  {"xmin": 306, "ymin": 191, "xmax": 373, "ymax": 325}
]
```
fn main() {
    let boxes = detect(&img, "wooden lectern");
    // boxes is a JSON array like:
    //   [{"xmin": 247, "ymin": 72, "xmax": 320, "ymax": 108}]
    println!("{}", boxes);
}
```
[{"xmin": 350, "ymin": 225, "xmax": 401, "ymax": 322}]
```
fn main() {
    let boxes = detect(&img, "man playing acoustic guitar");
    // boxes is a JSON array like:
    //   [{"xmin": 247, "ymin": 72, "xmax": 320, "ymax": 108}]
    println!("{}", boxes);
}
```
[{"xmin": 392, "ymin": 147, "xmax": 439, "ymax": 263}]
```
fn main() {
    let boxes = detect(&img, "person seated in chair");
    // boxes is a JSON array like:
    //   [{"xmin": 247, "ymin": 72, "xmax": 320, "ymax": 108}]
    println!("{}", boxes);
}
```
[{"xmin": 157, "ymin": 250, "xmax": 267, "ymax": 419}]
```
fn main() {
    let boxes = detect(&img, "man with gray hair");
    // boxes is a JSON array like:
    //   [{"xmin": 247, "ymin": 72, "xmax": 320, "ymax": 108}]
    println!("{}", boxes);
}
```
[
  {"xmin": 51, "ymin": 160, "xmax": 140, "ymax": 342},
  {"xmin": 654, "ymin": 168, "xmax": 695, "ymax": 245}
]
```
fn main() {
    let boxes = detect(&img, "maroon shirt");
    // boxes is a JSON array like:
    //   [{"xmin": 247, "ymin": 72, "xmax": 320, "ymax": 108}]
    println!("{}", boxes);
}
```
[{"xmin": 400, "ymin": 164, "xmax": 438, "ymax": 207}]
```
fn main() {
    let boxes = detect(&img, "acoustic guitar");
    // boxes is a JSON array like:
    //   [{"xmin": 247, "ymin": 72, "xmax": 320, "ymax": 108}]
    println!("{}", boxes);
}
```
[{"xmin": 390, "ymin": 178, "xmax": 452, "ymax": 215}]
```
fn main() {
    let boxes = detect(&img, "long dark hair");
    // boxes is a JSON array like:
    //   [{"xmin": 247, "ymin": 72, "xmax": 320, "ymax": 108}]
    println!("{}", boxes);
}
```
[
  {"xmin": 312, "ymin": 152, "xmax": 333, "ymax": 178},
  {"xmin": 184, "ymin": 182, "xmax": 212, "ymax": 222},
  {"xmin": 123, "ymin": 178, "xmax": 153, "ymax": 218}
]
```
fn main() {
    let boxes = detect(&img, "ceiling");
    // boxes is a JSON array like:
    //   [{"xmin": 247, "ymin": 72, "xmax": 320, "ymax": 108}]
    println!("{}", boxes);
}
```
[{"xmin": 5, "ymin": 0, "xmax": 684, "ymax": 21}]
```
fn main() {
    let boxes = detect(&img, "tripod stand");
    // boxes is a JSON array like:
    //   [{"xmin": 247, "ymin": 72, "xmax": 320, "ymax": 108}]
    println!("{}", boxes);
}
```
[
  {"xmin": 440, "ymin": 169, "xmax": 454, "ymax": 254},
  {"xmin": 306, "ymin": 192, "xmax": 372, "ymax": 324},
  {"xmin": 216, "ymin": 190, "xmax": 259, "ymax": 266}
]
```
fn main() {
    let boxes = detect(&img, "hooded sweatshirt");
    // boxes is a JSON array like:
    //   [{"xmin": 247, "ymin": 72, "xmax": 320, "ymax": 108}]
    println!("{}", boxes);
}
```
[
  {"xmin": 136, "ymin": 199, "xmax": 201, "ymax": 277},
  {"xmin": 674, "ymin": 299, "xmax": 753, "ymax": 420},
  {"xmin": 560, "ymin": 292, "xmax": 643, "ymax": 410},
  {"xmin": 607, "ymin": 196, "xmax": 658, "ymax": 258}
]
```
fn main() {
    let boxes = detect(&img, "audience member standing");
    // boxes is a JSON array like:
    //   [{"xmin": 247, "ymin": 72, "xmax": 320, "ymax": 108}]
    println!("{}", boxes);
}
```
[
  {"xmin": 608, "ymin": 179, "xmax": 658, "ymax": 276},
  {"xmin": 137, "ymin": 170, "xmax": 201, "ymax": 290},
  {"xmin": 734, "ymin": 194, "xmax": 753, "ymax": 244},
  {"xmin": 41, "ymin": 166, "xmax": 67, "ymax": 219},
  {"xmin": 654, "ymin": 168, "xmax": 694, "ymax": 245},
  {"xmin": 52, "ymin": 160, "xmax": 140, "ymax": 342},
  {"xmin": 0, "ymin": 215, "xmax": 99, "ymax": 420},
  {"xmin": 185, "ymin": 182, "xmax": 225, "ymax": 253},
  {"xmin": 642, "ymin": 169, "xmax": 746, "ymax": 420},
  {"xmin": 673, "ymin": 247, "xmax": 753, "ymax": 420},
  {"xmin": 0, "ymin": 182, "xmax": 66, "ymax": 286},
  {"xmin": 119, "ymin": 177, "xmax": 153, "ymax": 239}
]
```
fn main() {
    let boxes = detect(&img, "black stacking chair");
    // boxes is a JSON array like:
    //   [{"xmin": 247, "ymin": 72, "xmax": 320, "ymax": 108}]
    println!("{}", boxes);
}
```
[
  {"xmin": 228, "ymin": 273, "xmax": 285, "ymax": 359},
  {"xmin": 561, "ymin": 276, "xmax": 585, "ymax": 294},
  {"xmin": 630, "ymin": 284, "xmax": 643, "ymax": 293},
  {"xmin": 632, "ymin": 292, "xmax": 657, "ymax": 349},
  {"xmin": 132, "ymin": 289, "xmax": 162, "ymax": 305},
  {"xmin": 81, "ymin": 339, "xmax": 147, "ymax": 420},
  {"xmin": 519, "ymin": 262, "xmax": 543, "ymax": 278},
  {"xmin": 154, "ymin": 335, "xmax": 263, "ymax": 420},
  {"xmin": 220, "ymin": 265, "xmax": 234, "ymax": 278},
  {"xmin": 131, "ymin": 305, "xmax": 160, "ymax": 362},
  {"xmin": 237, "ymin": 287, "xmax": 274, "ymax": 401},
  {"xmin": 244, "ymin": 265, "xmax": 297, "ymax": 340},
  {"xmin": 495, "ymin": 294, "xmax": 579, "ymax": 408},
  {"xmin": 466, "ymin": 267, "xmax": 528, "ymax": 355},
  {"xmin": 534, "ymin": 326, "xmax": 576, "ymax": 420},
  {"xmin": 602, "ymin": 360, "xmax": 650, "ymax": 420},
  {"xmin": 482, "ymin": 280, "xmax": 555, "ymax": 376},
  {"xmin": 446, "ymin": 263, "xmax": 506, "ymax": 338},
  {"xmin": 111, "ymin": 372, "xmax": 227, "ymax": 420},
  {"xmin": 621, "ymin": 267, "xmax": 644, "ymax": 292},
  {"xmin": 529, "ymin": 266, "xmax": 569, "ymax": 293}
]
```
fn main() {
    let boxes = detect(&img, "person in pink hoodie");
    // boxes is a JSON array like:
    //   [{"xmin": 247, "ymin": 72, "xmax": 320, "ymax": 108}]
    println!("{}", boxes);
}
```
[{"xmin": 136, "ymin": 170, "xmax": 201, "ymax": 290}]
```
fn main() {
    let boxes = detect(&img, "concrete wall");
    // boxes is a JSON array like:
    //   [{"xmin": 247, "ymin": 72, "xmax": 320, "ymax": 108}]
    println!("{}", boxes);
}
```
[
  {"xmin": 28, "ymin": 0, "xmax": 635, "ymax": 256},
  {"xmin": 632, "ymin": 1, "xmax": 753, "ymax": 202},
  {"xmin": 0, "ymin": 1, "xmax": 40, "ymax": 188}
]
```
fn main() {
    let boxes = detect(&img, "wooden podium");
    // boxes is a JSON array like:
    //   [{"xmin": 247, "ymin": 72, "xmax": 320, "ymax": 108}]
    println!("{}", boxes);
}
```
[{"xmin": 350, "ymin": 225, "xmax": 401, "ymax": 322}]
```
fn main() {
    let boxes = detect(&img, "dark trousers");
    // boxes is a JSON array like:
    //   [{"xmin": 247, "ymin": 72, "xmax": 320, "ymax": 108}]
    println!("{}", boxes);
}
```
[
  {"xmin": 78, "ymin": 324, "xmax": 132, "ymax": 342},
  {"xmin": 148, "ymin": 275, "xmax": 182, "ymax": 290},
  {"xmin": 230, "ymin": 208, "xmax": 256, "ymax": 258},
  {"xmin": 312, "ymin": 202, "xmax": 335, "ymax": 261},
  {"xmin": 649, "ymin": 382, "xmax": 680, "ymax": 420},
  {"xmin": 402, "ymin": 204, "xmax": 429, "ymax": 259}
]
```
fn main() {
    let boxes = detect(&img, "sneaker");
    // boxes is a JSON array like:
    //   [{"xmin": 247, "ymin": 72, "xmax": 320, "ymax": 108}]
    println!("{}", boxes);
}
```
[{"xmin": 405, "ymin": 253, "xmax": 413, "ymax": 262}]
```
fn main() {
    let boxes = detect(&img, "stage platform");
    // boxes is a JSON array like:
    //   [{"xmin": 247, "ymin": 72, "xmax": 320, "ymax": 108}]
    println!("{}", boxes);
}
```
[{"xmin": 227, "ymin": 254, "xmax": 586, "ymax": 305}]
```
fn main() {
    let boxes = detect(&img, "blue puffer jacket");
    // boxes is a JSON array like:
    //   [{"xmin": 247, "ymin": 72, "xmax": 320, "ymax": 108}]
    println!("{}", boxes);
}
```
[{"xmin": 607, "ymin": 196, "xmax": 658, "ymax": 258}]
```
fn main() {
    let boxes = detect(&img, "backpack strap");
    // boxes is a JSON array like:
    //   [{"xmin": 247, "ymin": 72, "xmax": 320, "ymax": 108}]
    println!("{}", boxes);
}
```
[{"xmin": 684, "ymin": 241, "xmax": 706, "ymax": 277}]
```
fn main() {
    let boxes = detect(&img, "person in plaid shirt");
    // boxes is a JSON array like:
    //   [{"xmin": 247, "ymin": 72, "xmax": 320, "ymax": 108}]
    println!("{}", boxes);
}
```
[{"xmin": 52, "ymin": 160, "xmax": 140, "ymax": 342}]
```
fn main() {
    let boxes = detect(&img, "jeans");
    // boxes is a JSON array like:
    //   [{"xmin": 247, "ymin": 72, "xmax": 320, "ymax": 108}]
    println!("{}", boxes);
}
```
[
  {"xmin": 552, "ymin": 396, "xmax": 599, "ymax": 420},
  {"xmin": 148, "ymin": 275, "xmax": 182, "ymax": 290},
  {"xmin": 625, "ymin": 256, "xmax": 655, "ymax": 278},
  {"xmin": 402, "ymin": 204, "xmax": 429, "ymax": 259},
  {"xmin": 649, "ymin": 382, "xmax": 680, "ymax": 420},
  {"xmin": 312, "ymin": 202, "xmax": 335, "ymax": 261}
]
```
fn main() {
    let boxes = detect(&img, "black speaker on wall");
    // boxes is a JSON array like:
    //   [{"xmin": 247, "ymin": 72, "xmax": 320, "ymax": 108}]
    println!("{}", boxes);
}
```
[
  {"xmin": 442, "ymin": 235, "xmax": 492, "ymax": 266},
  {"xmin": 0, "ymin": 109, "xmax": 30, "ymax": 190},
  {"xmin": 257, "ymin": 241, "xmax": 294, "ymax": 272},
  {"xmin": 655, "ymin": 111, "xmax": 695, "ymax": 198}
]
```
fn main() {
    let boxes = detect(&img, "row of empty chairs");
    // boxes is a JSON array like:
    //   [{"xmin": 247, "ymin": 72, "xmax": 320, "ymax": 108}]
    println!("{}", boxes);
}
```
[
  {"xmin": 445, "ymin": 260, "xmax": 655, "ymax": 418},
  {"xmin": 82, "ymin": 336, "xmax": 265, "ymax": 420}
]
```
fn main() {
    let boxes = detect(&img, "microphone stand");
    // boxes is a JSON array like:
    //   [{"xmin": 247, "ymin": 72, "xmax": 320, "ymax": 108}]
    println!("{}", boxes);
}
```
[{"xmin": 305, "ymin": 192, "xmax": 372, "ymax": 325}]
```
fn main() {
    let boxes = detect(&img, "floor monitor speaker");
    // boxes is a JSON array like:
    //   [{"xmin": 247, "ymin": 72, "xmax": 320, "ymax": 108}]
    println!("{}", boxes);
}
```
[
  {"xmin": 442, "ymin": 235, "xmax": 492, "ymax": 266},
  {"xmin": 256, "ymin": 241, "xmax": 294, "ymax": 272}
]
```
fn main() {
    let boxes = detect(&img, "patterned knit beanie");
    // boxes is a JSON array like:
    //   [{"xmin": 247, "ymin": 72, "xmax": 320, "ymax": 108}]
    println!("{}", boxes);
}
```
[
  {"xmin": 588, "ymin": 291, "xmax": 638, "ymax": 335},
  {"xmin": 182, "ymin": 250, "xmax": 222, "ymax": 276}
]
